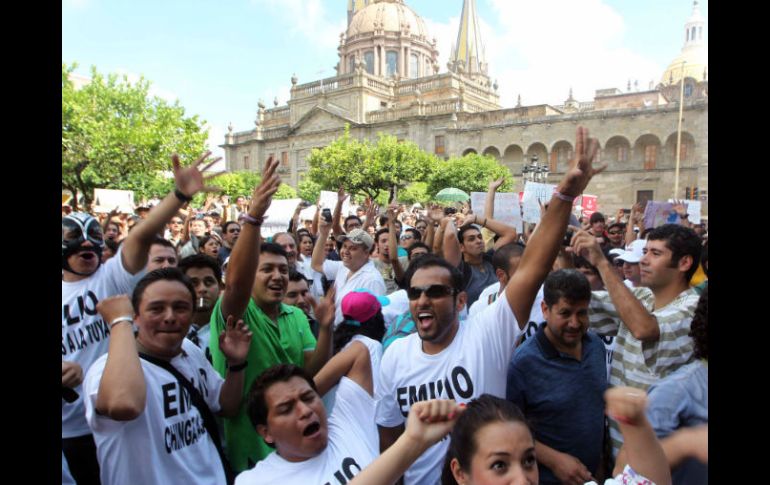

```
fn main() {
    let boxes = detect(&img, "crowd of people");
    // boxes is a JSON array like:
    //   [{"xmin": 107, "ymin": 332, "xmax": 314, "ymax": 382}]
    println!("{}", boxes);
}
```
[{"xmin": 62, "ymin": 127, "xmax": 708, "ymax": 485}]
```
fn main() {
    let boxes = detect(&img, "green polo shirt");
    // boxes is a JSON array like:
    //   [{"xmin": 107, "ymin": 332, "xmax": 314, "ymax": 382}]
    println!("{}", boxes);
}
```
[{"xmin": 209, "ymin": 297, "xmax": 316, "ymax": 471}]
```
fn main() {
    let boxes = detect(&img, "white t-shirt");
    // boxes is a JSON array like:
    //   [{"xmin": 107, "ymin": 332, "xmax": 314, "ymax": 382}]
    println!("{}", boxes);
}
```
[
  {"xmin": 236, "ymin": 377, "xmax": 379, "ymax": 485},
  {"xmin": 470, "ymin": 284, "xmax": 545, "ymax": 344},
  {"xmin": 62, "ymin": 247, "xmax": 144, "ymax": 438},
  {"xmin": 322, "ymin": 260, "xmax": 386, "ymax": 326},
  {"xmin": 297, "ymin": 257, "xmax": 325, "ymax": 300},
  {"xmin": 376, "ymin": 296, "xmax": 521, "ymax": 485},
  {"xmin": 84, "ymin": 340, "xmax": 226, "ymax": 485}
]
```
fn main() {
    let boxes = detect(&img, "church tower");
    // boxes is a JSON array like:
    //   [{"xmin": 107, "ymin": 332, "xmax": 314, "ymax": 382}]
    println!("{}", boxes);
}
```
[
  {"xmin": 347, "ymin": 0, "xmax": 371, "ymax": 25},
  {"xmin": 448, "ymin": 0, "xmax": 490, "ymax": 83},
  {"xmin": 661, "ymin": 1, "xmax": 707, "ymax": 85}
]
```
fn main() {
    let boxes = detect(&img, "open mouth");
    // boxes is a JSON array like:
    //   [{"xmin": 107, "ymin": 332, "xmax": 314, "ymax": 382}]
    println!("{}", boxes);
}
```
[
  {"xmin": 303, "ymin": 421, "xmax": 321, "ymax": 437},
  {"xmin": 79, "ymin": 252, "xmax": 96, "ymax": 261},
  {"xmin": 417, "ymin": 312, "xmax": 434, "ymax": 330}
]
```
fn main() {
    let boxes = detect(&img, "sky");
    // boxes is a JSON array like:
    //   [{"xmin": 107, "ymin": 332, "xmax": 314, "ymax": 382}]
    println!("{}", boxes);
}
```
[{"xmin": 62, "ymin": 0, "xmax": 708, "ymax": 170}]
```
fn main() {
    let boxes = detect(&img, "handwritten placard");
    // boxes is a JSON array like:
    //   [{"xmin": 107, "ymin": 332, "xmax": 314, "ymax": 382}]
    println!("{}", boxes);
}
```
[
  {"xmin": 470, "ymin": 192, "xmax": 523, "ymax": 233},
  {"xmin": 93, "ymin": 189, "xmax": 134, "ymax": 214},
  {"xmin": 643, "ymin": 201, "xmax": 681, "ymax": 229},
  {"xmin": 521, "ymin": 182, "xmax": 556, "ymax": 223},
  {"xmin": 668, "ymin": 199, "xmax": 702, "ymax": 224}
]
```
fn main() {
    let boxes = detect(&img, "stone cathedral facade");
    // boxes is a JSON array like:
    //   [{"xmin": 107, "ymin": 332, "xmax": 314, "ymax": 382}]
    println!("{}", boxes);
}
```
[{"xmin": 223, "ymin": 0, "xmax": 708, "ymax": 216}]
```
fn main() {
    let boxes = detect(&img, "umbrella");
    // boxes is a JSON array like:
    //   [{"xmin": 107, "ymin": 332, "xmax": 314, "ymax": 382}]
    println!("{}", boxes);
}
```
[{"xmin": 435, "ymin": 187, "xmax": 470, "ymax": 203}]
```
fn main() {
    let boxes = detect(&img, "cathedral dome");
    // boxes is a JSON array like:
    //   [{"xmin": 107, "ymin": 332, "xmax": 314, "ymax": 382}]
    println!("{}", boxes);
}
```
[
  {"xmin": 347, "ymin": 0, "xmax": 430, "ymax": 40},
  {"xmin": 661, "ymin": 1, "xmax": 707, "ymax": 85}
]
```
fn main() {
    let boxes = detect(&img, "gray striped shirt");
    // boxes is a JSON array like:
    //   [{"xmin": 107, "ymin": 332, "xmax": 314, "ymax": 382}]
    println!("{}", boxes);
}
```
[{"xmin": 589, "ymin": 286, "xmax": 700, "ymax": 456}]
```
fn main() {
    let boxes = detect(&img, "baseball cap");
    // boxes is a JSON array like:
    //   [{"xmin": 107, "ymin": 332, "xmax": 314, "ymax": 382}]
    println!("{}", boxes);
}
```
[
  {"xmin": 342, "ymin": 229, "xmax": 374, "ymax": 251},
  {"xmin": 616, "ymin": 239, "xmax": 646, "ymax": 264},
  {"xmin": 341, "ymin": 291, "xmax": 383, "ymax": 325}
]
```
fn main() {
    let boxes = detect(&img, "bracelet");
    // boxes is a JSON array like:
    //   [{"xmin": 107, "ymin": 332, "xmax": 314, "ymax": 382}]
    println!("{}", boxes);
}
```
[
  {"xmin": 109, "ymin": 316, "xmax": 134, "ymax": 330},
  {"xmin": 240, "ymin": 213, "xmax": 264, "ymax": 227},
  {"xmin": 552, "ymin": 191, "xmax": 577, "ymax": 203},
  {"xmin": 174, "ymin": 188, "xmax": 193, "ymax": 203},
  {"xmin": 228, "ymin": 361, "xmax": 248, "ymax": 372}
]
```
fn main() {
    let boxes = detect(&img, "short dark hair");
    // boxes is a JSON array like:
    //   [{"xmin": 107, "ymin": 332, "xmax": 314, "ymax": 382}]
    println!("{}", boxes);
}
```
[
  {"xmin": 457, "ymin": 224, "xmax": 481, "ymax": 244},
  {"xmin": 374, "ymin": 228, "xmax": 389, "ymax": 243},
  {"xmin": 573, "ymin": 255, "xmax": 600, "ymax": 277},
  {"xmin": 178, "ymin": 254, "xmax": 222, "ymax": 282},
  {"xmin": 590, "ymin": 212, "xmax": 605, "ymax": 224},
  {"xmin": 197, "ymin": 234, "xmax": 220, "ymax": 252},
  {"xmin": 344, "ymin": 215, "xmax": 362, "ymax": 229},
  {"xmin": 491, "ymin": 243, "xmax": 525, "ymax": 274},
  {"xmin": 441, "ymin": 395, "xmax": 531, "ymax": 485},
  {"xmin": 287, "ymin": 269, "xmax": 309, "ymax": 283},
  {"xmin": 222, "ymin": 221, "xmax": 240, "ymax": 234},
  {"xmin": 543, "ymin": 269, "xmax": 591, "ymax": 307},
  {"xmin": 131, "ymin": 267, "xmax": 195, "ymax": 313},
  {"xmin": 152, "ymin": 236, "xmax": 176, "ymax": 251},
  {"xmin": 246, "ymin": 364, "xmax": 318, "ymax": 429},
  {"xmin": 407, "ymin": 242, "xmax": 431, "ymax": 261},
  {"xmin": 260, "ymin": 242, "xmax": 289, "ymax": 260},
  {"xmin": 646, "ymin": 224, "xmax": 702, "ymax": 281},
  {"xmin": 404, "ymin": 254, "xmax": 463, "ymax": 292},
  {"xmin": 689, "ymin": 286, "xmax": 708, "ymax": 360},
  {"xmin": 404, "ymin": 228, "xmax": 421, "ymax": 242},
  {"xmin": 272, "ymin": 232, "xmax": 297, "ymax": 246}
]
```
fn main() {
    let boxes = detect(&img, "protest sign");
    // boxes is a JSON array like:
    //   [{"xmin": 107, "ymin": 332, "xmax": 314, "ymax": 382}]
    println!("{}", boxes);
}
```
[
  {"xmin": 643, "ymin": 201, "xmax": 681, "ymax": 229},
  {"xmin": 521, "ymin": 182, "xmax": 556, "ymax": 223},
  {"xmin": 470, "ymin": 192, "xmax": 523, "ymax": 232},
  {"xmin": 93, "ymin": 189, "xmax": 134, "ymax": 214},
  {"xmin": 262, "ymin": 198, "xmax": 302, "ymax": 237},
  {"xmin": 319, "ymin": 191, "xmax": 353, "ymax": 216},
  {"xmin": 580, "ymin": 194, "xmax": 598, "ymax": 218},
  {"xmin": 668, "ymin": 199, "xmax": 702, "ymax": 224}
]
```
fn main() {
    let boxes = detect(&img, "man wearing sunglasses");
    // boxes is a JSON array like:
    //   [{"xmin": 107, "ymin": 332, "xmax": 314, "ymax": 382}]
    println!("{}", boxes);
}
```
[
  {"xmin": 375, "ymin": 127, "xmax": 606, "ymax": 485},
  {"xmin": 219, "ymin": 221, "xmax": 241, "ymax": 266},
  {"xmin": 62, "ymin": 151, "xmax": 222, "ymax": 485}
]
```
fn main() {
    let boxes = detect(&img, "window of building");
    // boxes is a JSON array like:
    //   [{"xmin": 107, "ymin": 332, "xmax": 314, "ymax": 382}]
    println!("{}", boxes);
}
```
[
  {"xmin": 684, "ymin": 83, "xmax": 693, "ymax": 97},
  {"xmin": 349, "ymin": 56, "xmax": 356, "ymax": 73},
  {"xmin": 386, "ymin": 51, "xmax": 398, "ymax": 77},
  {"xmin": 281, "ymin": 151, "xmax": 289, "ymax": 167},
  {"xmin": 243, "ymin": 155, "xmax": 250, "ymax": 169},
  {"xmin": 410, "ymin": 54, "xmax": 419, "ymax": 79},
  {"xmin": 644, "ymin": 145, "xmax": 657, "ymax": 170},
  {"xmin": 636, "ymin": 190, "xmax": 653, "ymax": 209},
  {"xmin": 679, "ymin": 143, "xmax": 688, "ymax": 161},
  {"xmin": 617, "ymin": 146, "xmax": 628, "ymax": 162},
  {"xmin": 364, "ymin": 51, "xmax": 374, "ymax": 74},
  {"xmin": 435, "ymin": 135, "xmax": 445, "ymax": 155}
]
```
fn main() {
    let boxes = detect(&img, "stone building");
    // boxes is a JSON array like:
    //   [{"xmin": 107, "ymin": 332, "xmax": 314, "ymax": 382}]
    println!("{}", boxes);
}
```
[{"xmin": 223, "ymin": 0, "xmax": 708, "ymax": 216}]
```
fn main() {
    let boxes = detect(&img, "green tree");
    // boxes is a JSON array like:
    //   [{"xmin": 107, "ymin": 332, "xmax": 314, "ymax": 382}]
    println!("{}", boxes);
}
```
[
  {"xmin": 297, "ymin": 178, "xmax": 322, "ymax": 202},
  {"xmin": 307, "ymin": 126, "xmax": 438, "ymax": 200},
  {"xmin": 426, "ymin": 153, "xmax": 513, "ymax": 199},
  {"xmin": 62, "ymin": 63, "xmax": 208, "ymax": 207},
  {"xmin": 398, "ymin": 182, "xmax": 430, "ymax": 205}
]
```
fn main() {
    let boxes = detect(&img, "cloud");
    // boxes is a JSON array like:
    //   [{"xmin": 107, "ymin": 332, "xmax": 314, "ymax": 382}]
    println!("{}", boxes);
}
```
[
  {"xmin": 250, "ymin": 0, "xmax": 346, "ymax": 53},
  {"xmin": 423, "ymin": 0, "xmax": 665, "ymax": 108}
]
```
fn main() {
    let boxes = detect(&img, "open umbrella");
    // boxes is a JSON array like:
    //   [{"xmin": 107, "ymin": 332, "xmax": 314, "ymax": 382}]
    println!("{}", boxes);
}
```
[{"xmin": 435, "ymin": 187, "xmax": 470, "ymax": 203}]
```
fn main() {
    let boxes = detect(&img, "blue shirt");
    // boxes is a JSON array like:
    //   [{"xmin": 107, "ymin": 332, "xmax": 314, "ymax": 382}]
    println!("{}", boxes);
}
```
[{"xmin": 506, "ymin": 324, "xmax": 607, "ymax": 485}]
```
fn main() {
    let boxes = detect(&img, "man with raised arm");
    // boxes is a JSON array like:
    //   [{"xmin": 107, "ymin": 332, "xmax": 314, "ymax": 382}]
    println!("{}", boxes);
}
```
[
  {"xmin": 375, "ymin": 127, "xmax": 605, "ymax": 484},
  {"xmin": 83, "ymin": 268, "xmax": 251, "ymax": 485},
  {"xmin": 208, "ymin": 157, "xmax": 334, "ymax": 472},
  {"xmin": 62, "ymin": 151, "xmax": 221, "ymax": 485}
]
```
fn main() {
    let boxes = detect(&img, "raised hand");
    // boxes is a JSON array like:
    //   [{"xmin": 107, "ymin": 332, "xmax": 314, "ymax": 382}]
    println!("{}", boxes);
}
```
[
  {"xmin": 488, "ymin": 176, "xmax": 505, "ymax": 191},
  {"xmin": 309, "ymin": 286, "xmax": 336, "ymax": 332},
  {"xmin": 570, "ymin": 228, "xmax": 605, "ymax": 267},
  {"xmin": 558, "ymin": 126, "xmax": 606, "ymax": 197},
  {"xmin": 428, "ymin": 204, "xmax": 445, "ymax": 223},
  {"xmin": 605, "ymin": 386, "xmax": 648, "ymax": 426},
  {"xmin": 218, "ymin": 315, "xmax": 253, "ymax": 366},
  {"xmin": 172, "ymin": 151, "xmax": 223, "ymax": 199},
  {"xmin": 337, "ymin": 186, "xmax": 349, "ymax": 204},
  {"xmin": 248, "ymin": 156, "xmax": 281, "ymax": 218},
  {"xmin": 405, "ymin": 399, "xmax": 465, "ymax": 448},
  {"xmin": 96, "ymin": 295, "xmax": 135, "ymax": 327}
]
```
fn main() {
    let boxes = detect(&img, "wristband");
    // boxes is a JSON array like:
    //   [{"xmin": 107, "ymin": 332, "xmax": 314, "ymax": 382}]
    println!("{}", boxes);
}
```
[
  {"xmin": 174, "ymin": 188, "xmax": 193, "ymax": 203},
  {"xmin": 109, "ymin": 316, "xmax": 134, "ymax": 330},
  {"xmin": 228, "ymin": 361, "xmax": 248, "ymax": 372},
  {"xmin": 552, "ymin": 191, "xmax": 576, "ymax": 203},
  {"xmin": 240, "ymin": 213, "xmax": 264, "ymax": 227}
]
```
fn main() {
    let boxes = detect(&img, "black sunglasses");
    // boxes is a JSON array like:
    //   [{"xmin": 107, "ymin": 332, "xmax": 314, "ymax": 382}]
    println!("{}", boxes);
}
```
[{"xmin": 407, "ymin": 284, "xmax": 457, "ymax": 301}]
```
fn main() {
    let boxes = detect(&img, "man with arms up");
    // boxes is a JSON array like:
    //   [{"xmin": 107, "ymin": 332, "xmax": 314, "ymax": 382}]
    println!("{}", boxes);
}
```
[
  {"xmin": 62, "ymin": 151, "xmax": 220, "ymax": 485},
  {"xmin": 83, "ymin": 268, "xmax": 251, "ymax": 485},
  {"xmin": 209, "ymin": 157, "xmax": 334, "ymax": 471},
  {"xmin": 571, "ymin": 223, "xmax": 702, "ymax": 459},
  {"xmin": 376, "ymin": 127, "xmax": 605, "ymax": 484}
]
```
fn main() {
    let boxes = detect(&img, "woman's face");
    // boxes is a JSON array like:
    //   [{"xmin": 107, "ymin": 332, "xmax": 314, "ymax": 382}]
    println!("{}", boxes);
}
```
[
  {"xmin": 452, "ymin": 421, "xmax": 537, "ymax": 485},
  {"xmin": 105, "ymin": 223, "xmax": 120, "ymax": 240},
  {"xmin": 300, "ymin": 235, "xmax": 314, "ymax": 256},
  {"xmin": 201, "ymin": 238, "xmax": 221, "ymax": 257}
]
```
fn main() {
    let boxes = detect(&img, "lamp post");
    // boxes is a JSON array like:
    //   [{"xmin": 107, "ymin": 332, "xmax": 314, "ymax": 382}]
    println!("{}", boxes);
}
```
[
  {"xmin": 522, "ymin": 155, "xmax": 549, "ymax": 184},
  {"xmin": 674, "ymin": 61, "xmax": 686, "ymax": 199}
]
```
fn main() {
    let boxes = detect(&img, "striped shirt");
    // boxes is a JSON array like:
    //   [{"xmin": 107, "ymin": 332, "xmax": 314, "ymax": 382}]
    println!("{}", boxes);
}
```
[{"xmin": 589, "ymin": 286, "xmax": 700, "ymax": 456}]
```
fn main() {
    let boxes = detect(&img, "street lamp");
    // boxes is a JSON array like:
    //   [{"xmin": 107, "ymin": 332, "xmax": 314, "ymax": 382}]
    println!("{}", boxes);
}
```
[{"xmin": 522, "ymin": 155, "xmax": 549, "ymax": 183}]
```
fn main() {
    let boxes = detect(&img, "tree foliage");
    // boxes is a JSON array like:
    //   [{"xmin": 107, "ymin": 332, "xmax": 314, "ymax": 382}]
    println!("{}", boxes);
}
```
[
  {"xmin": 426, "ymin": 153, "xmax": 513, "ymax": 199},
  {"xmin": 398, "ymin": 182, "xmax": 429, "ymax": 205},
  {"xmin": 297, "ymin": 178, "xmax": 322, "ymax": 203},
  {"xmin": 62, "ymin": 63, "xmax": 209, "ymax": 206},
  {"xmin": 307, "ymin": 126, "xmax": 438, "ymax": 200}
]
